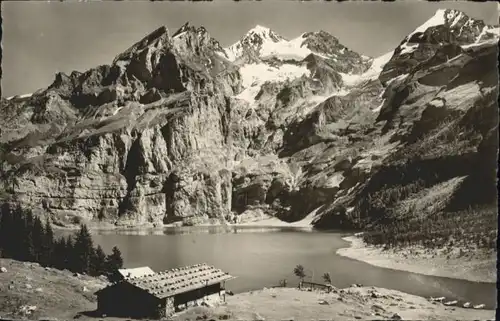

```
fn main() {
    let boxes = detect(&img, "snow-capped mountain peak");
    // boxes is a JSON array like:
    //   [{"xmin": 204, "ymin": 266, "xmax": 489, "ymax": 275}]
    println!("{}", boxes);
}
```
[
  {"xmin": 414, "ymin": 9, "xmax": 497, "ymax": 43},
  {"xmin": 249, "ymin": 24, "xmax": 269, "ymax": 32},
  {"xmin": 225, "ymin": 26, "xmax": 361, "ymax": 63},
  {"xmin": 380, "ymin": 8, "xmax": 499, "ymax": 85},
  {"xmin": 393, "ymin": 8, "xmax": 499, "ymax": 56},
  {"xmin": 408, "ymin": 8, "xmax": 447, "ymax": 38},
  {"xmin": 225, "ymin": 25, "xmax": 287, "ymax": 61},
  {"xmin": 245, "ymin": 25, "xmax": 284, "ymax": 41}
]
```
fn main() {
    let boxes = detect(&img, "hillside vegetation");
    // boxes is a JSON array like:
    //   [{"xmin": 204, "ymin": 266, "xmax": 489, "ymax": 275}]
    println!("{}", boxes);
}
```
[{"xmin": 0, "ymin": 205, "xmax": 124, "ymax": 278}]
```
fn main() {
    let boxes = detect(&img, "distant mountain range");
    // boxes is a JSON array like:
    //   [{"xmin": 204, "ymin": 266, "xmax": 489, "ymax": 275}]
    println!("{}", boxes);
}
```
[{"xmin": 0, "ymin": 8, "xmax": 498, "ymax": 247}]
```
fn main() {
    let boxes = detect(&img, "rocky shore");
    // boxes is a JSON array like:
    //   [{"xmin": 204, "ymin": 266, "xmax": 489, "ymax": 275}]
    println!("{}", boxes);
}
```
[{"xmin": 337, "ymin": 235, "xmax": 497, "ymax": 284}]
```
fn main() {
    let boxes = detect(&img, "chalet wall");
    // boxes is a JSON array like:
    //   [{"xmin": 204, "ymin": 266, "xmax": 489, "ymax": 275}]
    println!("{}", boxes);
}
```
[
  {"xmin": 97, "ymin": 283, "xmax": 162, "ymax": 319},
  {"xmin": 164, "ymin": 297, "xmax": 175, "ymax": 317},
  {"xmin": 98, "ymin": 281, "xmax": 227, "ymax": 318}
]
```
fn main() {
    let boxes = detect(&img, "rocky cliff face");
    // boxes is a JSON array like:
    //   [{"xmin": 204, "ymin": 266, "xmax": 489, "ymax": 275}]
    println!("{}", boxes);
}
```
[{"xmin": 0, "ymin": 10, "xmax": 498, "ymax": 230}]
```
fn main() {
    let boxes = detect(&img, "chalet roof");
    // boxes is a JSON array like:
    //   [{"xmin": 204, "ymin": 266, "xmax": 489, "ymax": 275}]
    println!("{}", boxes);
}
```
[
  {"xmin": 98, "ymin": 263, "xmax": 235, "ymax": 299},
  {"xmin": 118, "ymin": 267, "xmax": 156, "ymax": 279}
]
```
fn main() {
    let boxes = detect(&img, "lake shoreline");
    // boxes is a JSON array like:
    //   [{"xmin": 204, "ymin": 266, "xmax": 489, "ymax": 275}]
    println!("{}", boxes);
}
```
[
  {"xmin": 336, "ymin": 235, "xmax": 497, "ymax": 284},
  {"xmin": 53, "ymin": 216, "xmax": 316, "ymax": 232},
  {"xmin": 1, "ymin": 258, "xmax": 495, "ymax": 321}
]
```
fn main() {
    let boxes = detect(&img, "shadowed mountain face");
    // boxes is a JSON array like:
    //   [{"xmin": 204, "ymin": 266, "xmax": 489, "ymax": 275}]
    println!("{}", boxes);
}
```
[{"xmin": 0, "ymin": 9, "xmax": 498, "ymax": 232}]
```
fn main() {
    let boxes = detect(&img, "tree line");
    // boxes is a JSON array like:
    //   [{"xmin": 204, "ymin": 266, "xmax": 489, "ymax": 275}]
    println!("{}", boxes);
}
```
[
  {"xmin": 0, "ymin": 204, "xmax": 123, "ymax": 278},
  {"xmin": 362, "ymin": 205, "xmax": 497, "ymax": 250}
]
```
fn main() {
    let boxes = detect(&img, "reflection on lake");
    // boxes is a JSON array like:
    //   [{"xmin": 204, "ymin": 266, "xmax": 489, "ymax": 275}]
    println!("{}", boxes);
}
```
[{"xmin": 94, "ymin": 226, "xmax": 315, "ymax": 236}]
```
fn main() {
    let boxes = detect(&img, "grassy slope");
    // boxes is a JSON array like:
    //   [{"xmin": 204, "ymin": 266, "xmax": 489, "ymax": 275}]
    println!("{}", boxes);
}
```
[{"xmin": 0, "ymin": 258, "xmax": 108, "ymax": 320}]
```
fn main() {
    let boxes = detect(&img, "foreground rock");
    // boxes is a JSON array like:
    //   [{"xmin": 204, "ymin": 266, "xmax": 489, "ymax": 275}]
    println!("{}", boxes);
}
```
[{"xmin": 172, "ymin": 287, "xmax": 495, "ymax": 321}]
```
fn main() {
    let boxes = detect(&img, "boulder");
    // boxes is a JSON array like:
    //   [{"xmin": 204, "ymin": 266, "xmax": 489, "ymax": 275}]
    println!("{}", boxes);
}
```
[
  {"xmin": 19, "ymin": 305, "xmax": 37, "ymax": 315},
  {"xmin": 252, "ymin": 313, "xmax": 265, "ymax": 321},
  {"xmin": 391, "ymin": 313, "xmax": 403, "ymax": 320}
]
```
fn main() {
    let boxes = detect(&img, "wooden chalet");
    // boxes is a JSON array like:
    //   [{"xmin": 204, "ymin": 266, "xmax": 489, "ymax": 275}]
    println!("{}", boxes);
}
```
[{"xmin": 95, "ymin": 263, "xmax": 235, "ymax": 319}]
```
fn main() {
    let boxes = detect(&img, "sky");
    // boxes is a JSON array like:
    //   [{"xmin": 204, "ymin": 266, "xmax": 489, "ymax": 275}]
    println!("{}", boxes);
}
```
[{"xmin": 1, "ymin": 0, "xmax": 498, "ymax": 98}]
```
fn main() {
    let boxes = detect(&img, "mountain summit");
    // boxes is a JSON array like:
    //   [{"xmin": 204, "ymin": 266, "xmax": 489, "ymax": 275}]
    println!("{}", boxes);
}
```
[
  {"xmin": 225, "ymin": 25, "xmax": 292, "ymax": 61},
  {"xmin": 0, "ymin": 10, "xmax": 498, "ymax": 239},
  {"xmin": 380, "ymin": 8, "xmax": 498, "ymax": 84},
  {"xmin": 243, "ymin": 25, "xmax": 286, "ymax": 43},
  {"xmin": 224, "ymin": 25, "xmax": 366, "ymax": 76},
  {"xmin": 399, "ymin": 8, "xmax": 498, "ymax": 50}
]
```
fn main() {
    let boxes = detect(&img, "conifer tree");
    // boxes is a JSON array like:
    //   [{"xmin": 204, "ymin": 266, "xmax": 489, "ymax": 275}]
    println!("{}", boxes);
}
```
[
  {"xmin": 32, "ymin": 216, "xmax": 45, "ymax": 262},
  {"xmin": 41, "ymin": 218, "xmax": 54, "ymax": 267},
  {"xmin": 10, "ymin": 206, "xmax": 26, "ymax": 260},
  {"xmin": 0, "ymin": 204, "xmax": 13, "ymax": 257},
  {"xmin": 52, "ymin": 236, "xmax": 71, "ymax": 270},
  {"xmin": 106, "ymin": 246, "xmax": 124, "ymax": 280},
  {"xmin": 22, "ymin": 210, "xmax": 36, "ymax": 262},
  {"xmin": 91, "ymin": 245, "xmax": 107, "ymax": 276},
  {"xmin": 73, "ymin": 224, "xmax": 94, "ymax": 274},
  {"xmin": 0, "ymin": 204, "xmax": 124, "ymax": 277},
  {"xmin": 64, "ymin": 236, "xmax": 75, "ymax": 271},
  {"xmin": 51, "ymin": 238, "xmax": 64, "ymax": 269}
]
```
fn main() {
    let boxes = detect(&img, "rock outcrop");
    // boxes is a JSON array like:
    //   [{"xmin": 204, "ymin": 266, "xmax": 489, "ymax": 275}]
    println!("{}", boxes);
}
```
[{"xmin": 0, "ymin": 9, "xmax": 497, "ymax": 232}]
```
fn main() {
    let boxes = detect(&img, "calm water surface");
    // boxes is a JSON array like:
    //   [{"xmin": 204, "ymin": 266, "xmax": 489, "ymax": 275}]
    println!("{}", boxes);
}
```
[{"xmin": 88, "ymin": 226, "xmax": 496, "ymax": 309}]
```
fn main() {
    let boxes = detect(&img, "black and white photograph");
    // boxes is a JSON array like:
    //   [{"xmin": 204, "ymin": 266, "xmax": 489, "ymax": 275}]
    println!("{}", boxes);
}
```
[{"xmin": 0, "ymin": 0, "xmax": 498, "ymax": 320}]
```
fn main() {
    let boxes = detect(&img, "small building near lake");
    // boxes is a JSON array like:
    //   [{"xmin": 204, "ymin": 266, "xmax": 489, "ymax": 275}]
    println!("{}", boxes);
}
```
[
  {"xmin": 117, "ymin": 266, "xmax": 156, "ymax": 280},
  {"xmin": 95, "ymin": 263, "xmax": 235, "ymax": 319}
]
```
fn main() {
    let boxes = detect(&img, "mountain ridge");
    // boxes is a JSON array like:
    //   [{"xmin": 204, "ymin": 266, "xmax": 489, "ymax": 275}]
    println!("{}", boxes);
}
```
[{"xmin": 0, "ymin": 9, "xmax": 497, "ymax": 250}]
